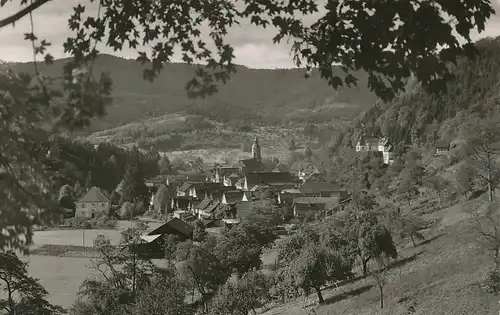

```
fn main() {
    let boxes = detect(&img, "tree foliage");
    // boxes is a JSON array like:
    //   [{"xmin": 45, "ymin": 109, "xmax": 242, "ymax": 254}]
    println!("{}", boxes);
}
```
[
  {"xmin": 120, "ymin": 147, "xmax": 148, "ymax": 205},
  {"xmin": 276, "ymin": 227, "xmax": 353, "ymax": 304},
  {"xmin": 0, "ymin": 251, "xmax": 65, "ymax": 315}
]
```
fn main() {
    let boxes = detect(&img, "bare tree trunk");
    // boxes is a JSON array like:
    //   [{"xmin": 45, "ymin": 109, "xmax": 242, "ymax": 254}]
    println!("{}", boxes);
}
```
[
  {"xmin": 314, "ymin": 286, "xmax": 324, "ymax": 304},
  {"xmin": 410, "ymin": 234, "xmax": 416, "ymax": 248},
  {"xmin": 7, "ymin": 281, "xmax": 14, "ymax": 315},
  {"xmin": 379, "ymin": 286, "xmax": 384, "ymax": 309},
  {"xmin": 488, "ymin": 154, "xmax": 494, "ymax": 202}
]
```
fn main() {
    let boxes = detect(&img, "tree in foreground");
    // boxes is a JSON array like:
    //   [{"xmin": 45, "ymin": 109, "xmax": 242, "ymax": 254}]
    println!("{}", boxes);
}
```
[
  {"xmin": 174, "ymin": 241, "xmax": 230, "ymax": 309},
  {"xmin": 0, "ymin": 251, "xmax": 65, "ymax": 315},
  {"xmin": 371, "ymin": 254, "xmax": 393, "ymax": 309},
  {"xmin": 73, "ymin": 224, "xmax": 156, "ymax": 314},
  {"xmin": 132, "ymin": 266, "xmax": 193, "ymax": 315},
  {"xmin": 276, "ymin": 227, "xmax": 353, "ymax": 304},
  {"xmin": 0, "ymin": 0, "xmax": 496, "ymax": 253},
  {"xmin": 461, "ymin": 115, "xmax": 500, "ymax": 202},
  {"xmin": 207, "ymin": 271, "xmax": 270, "ymax": 315}
]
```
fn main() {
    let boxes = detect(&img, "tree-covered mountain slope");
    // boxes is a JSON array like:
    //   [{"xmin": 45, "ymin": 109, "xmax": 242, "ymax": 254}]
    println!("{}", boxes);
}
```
[
  {"xmin": 329, "ymin": 36, "xmax": 500, "ymax": 154},
  {"xmin": 9, "ymin": 54, "xmax": 377, "ymax": 132}
]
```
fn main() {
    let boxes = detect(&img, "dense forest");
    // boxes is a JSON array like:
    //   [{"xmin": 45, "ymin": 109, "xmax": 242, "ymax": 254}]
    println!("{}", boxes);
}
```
[{"xmin": 327, "ymin": 36, "xmax": 500, "ymax": 159}]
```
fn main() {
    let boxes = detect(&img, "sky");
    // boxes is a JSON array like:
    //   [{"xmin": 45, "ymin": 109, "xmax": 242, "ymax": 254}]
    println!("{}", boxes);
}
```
[{"xmin": 1, "ymin": 0, "xmax": 500, "ymax": 69}]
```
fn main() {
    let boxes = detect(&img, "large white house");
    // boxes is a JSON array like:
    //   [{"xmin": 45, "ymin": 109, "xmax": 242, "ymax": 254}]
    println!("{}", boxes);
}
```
[
  {"xmin": 355, "ymin": 135, "xmax": 395, "ymax": 165},
  {"xmin": 75, "ymin": 186, "xmax": 111, "ymax": 219}
]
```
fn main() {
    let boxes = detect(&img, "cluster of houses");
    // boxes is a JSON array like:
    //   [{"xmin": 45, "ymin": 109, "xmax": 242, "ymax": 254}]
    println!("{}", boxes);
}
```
[
  {"xmin": 146, "ymin": 137, "xmax": 349, "ymax": 226},
  {"xmin": 73, "ymin": 138, "xmax": 349, "ymax": 228}
]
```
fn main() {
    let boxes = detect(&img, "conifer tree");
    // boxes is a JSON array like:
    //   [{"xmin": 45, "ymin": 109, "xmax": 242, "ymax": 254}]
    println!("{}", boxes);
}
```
[{"xmin": 120, "ymin": 147, "xmax": 148, "ymax": 206}]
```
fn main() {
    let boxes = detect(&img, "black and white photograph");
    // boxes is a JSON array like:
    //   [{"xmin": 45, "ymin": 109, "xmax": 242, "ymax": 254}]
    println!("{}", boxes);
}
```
[{"xmin": 1, "ymin": 0, "xmax": 500, "ymax": 314}]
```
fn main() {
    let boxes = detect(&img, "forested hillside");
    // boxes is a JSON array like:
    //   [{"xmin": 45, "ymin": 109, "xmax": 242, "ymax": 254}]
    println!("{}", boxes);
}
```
[
  {"xmin": 328, "ymin": 36, "xmax": 500, "ymax": 156},
  {"xmin": 10, "ymin": 55, "xmax": 377, "ymax": 132}
]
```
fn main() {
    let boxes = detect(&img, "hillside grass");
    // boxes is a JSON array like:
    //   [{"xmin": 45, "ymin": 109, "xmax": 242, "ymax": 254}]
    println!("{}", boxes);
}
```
[{"xmin": 262, "ymin": 197, "xmax": 498, "ymax": 315}]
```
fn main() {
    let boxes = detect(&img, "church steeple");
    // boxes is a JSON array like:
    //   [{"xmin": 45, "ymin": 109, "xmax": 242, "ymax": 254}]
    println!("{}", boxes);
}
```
[{"xmin": 252, "ymin": 137, "xmax": 261, "ymax": 161}]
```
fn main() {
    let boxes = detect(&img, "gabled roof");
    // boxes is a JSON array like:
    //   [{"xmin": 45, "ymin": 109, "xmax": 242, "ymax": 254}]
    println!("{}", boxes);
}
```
[
  {"xmin": 145, "ymin": 175, "xmax": 168, "ymax": 186},
  {"xmin": 77, "ymin": 187, "xmax": 109, "ymax": 203},
  {"xmin": 357, "ymin": 135, "xmax": 380, "ymax": 146},
  {"xmin": 436, "ymin": 141, "xmax": 450, "ymax": 149},
  {"xmin": 281, "ymin": 188, "xmax": 302, "ymax": 194},
  {"xmin": 300, "ymin": 182, "xmax": 342, "ymax": 194},
  {"xmin": 242, "ymin": 191, "xmax": 252, "ymax": 200},
  {"xmin": 203, "ymin": 202, "xmax": 220, "ymax": 213},
  {"xmin": 294, "ymin": 202, "xmax": 325, "ymax": 212},
  {"xmin": 216, "ymin": 167, "xmax": 240, "ymax": 177},
  {"xmin": 196, "ymin": 197, "xmax": 213, "ymax": 210},
  {"xmin": 177, "ymin": 182, "xmax": 193, "ymax": 192},
  {"xmin": 245, "ymin": 172, "xmax": 299, "ymax": 188},
  {"xmin": 140, "ymin": 234, "xmax": 163, "ymax": 244},
  {"xmin": 223, "ymin": 190, "xmax": 244, "ymax": 204},
  {"xmin": 238, "ymin": 158, "xmax": 267, "ymax": 172},
  {"xmin": 273, "ymin": 163, "xmax": 289, "ymax": 173},
  {"xmin": 148, "ymin": 218, "xmax": 194, "ymax": 237},
  {"xmin": 293, "ymin": 196, "xmax": 339, "ymax": 208}
]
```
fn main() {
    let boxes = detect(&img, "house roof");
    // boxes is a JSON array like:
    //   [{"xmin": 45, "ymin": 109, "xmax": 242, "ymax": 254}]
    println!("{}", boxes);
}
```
[
  {"xmin": 245, "ymin": 172, "xmax": 298, "ymax": 188},
  {"xmin": 177, "ymin": 182, "xmax": 193, "ymax": 192},
  {"xmin": 196, "ymin": 197, "xmax": 213, "ymax": 210},
  {"xmin": 293, "ymin": 196, "xmax": 339, "ymax": 208},
  {"xmin": 77, "ymin": 187, "xmax": 109, "ymax": 203},
  {"xmin": 217, "ymin": 167, "xmax": 240, "ymax": 177},
  {"xmin": 223, "ymin": 190, "xmax": 244, "ymax": 204},
  {"xmin": 140, "ymin": 234, "xmax": 163, "ymax": 243},
  {"xmin": 282, "ymin": 188, "xmax": 302, "ymax": 194},
  {"xmin": 204, "ymin": 202, "xmax": 220, "ymax": 213},
  {"xmin": 148, "ymin": 218, "xmax": 194, "ymax": 237},
  {"xmin": 300, "ymin": 182, "xmax": 341, "ymax": 194},
  {"xmin": 145, "ymin": 175, "xmax": 168, "ymax": 186},
  {"xmin": 238, "ymin": 158, "xmax": 267, "ymax": 172},
  {"xmin": 273, "ymin": 163, "xmax": 289, "ymax": 173},
  {"xmin": 436, "ymin": 141, "xmax": 450, "ymax": 149},
  {"xmin": 242, "ymin": 191, "xmax": 252, "ymax": 200},
  {"xmin": 357, "ymin": 135, "xmax": 384, "ymax": 146},
  {"xmin": 294, "ymin": 202, "xmax": 325, "ymax": 212}
]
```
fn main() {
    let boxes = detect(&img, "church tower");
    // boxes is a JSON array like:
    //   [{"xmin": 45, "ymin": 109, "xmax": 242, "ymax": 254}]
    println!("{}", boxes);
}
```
[{"xmin": 252, "ymin": 137, "xmax": 261, "ymax": 161}]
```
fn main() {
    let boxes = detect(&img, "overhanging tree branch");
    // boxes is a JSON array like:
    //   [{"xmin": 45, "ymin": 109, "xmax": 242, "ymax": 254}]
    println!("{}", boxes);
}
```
[{"xmin": 0, "ymin": 0, "xmax": 52, "ymax": 29}]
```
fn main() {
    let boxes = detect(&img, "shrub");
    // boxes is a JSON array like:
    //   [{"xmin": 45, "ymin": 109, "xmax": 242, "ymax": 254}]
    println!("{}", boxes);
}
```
[
  {"xmin": 482, "ymin": 268, "xmax": 500, "ymax": 294},
  {"xmin": 62, "ymin": 217, "xmax": 117, "ymax": 230}
]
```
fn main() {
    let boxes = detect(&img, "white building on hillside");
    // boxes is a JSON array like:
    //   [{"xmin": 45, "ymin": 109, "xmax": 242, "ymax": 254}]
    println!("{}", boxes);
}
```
[{"xmin": 356, "ymin": 135, "xmax": 395, "ymax": 165}]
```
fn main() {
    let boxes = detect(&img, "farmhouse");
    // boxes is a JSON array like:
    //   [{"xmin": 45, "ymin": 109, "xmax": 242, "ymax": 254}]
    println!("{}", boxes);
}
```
[
  {"xmin": 292, "ymin": 196, "xmax": 340, "ymax": 218},
  {"xmin": 299, "ymin": 182, "xmax": 348, "ymax": 199},
  {"xmin": 435, "ymin": 141, "xmax": 450, "ymax": 156},
  {"xmin": 355, "ymin": 134, "xmax": 395, "ymax": 165},
  {"xmin": 148, "ymin": 218, "xmax": 194, "ymax": 240},
  {"xmin": 135, "ymin": 218, "xmax": 195, "ymax": 258},
  {"xmin": 75, "ymin": 187, "xmax": 110, "ymax": 219}
]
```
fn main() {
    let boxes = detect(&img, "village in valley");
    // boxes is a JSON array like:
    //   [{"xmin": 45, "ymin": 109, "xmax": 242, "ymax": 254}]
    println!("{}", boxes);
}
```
[{"xmin": 3, "ymin": 1, "xmax": 500, "ymax": 315}]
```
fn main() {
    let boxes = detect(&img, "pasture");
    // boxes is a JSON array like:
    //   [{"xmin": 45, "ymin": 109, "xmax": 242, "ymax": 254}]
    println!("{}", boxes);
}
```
[{"xmin": 26, "ymin": 220, "xmax": 280, "ymax": 309}]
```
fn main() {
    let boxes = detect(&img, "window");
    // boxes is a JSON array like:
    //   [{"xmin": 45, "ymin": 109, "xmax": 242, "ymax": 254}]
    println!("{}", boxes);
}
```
[{"xmin": 81, "ymin": 204, "xmax": 86, "ymax": 208}]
